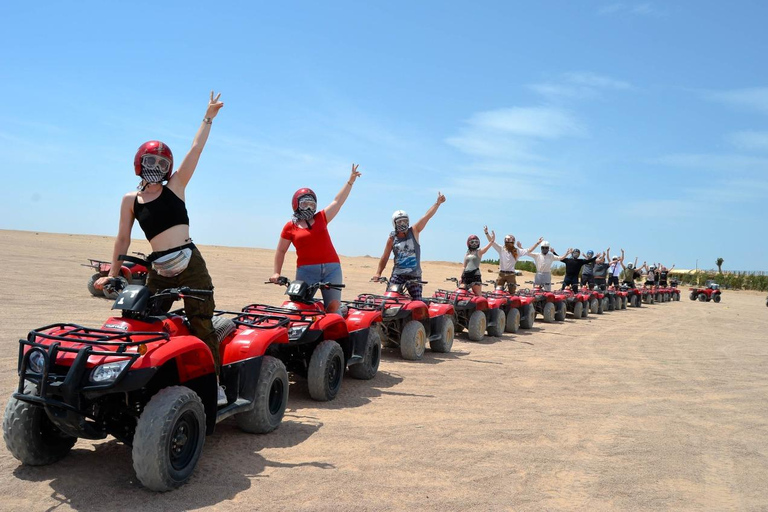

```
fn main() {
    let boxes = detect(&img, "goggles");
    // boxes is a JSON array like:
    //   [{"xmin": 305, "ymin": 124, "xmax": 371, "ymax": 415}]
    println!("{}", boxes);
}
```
[
  {"xmin": 298, "ymin": 198, "xmax": 317, "ymax": 210},
  {"xmin": 394, "ymin": 218, "xmax": 409, "ymax": 228},
  {"xmin": 504, "ymin": 237, "xmax": 515, "ymax": 243},
  {"xmin": 141, "ymin": 154, "xmax": 171, "ymax": 172}
]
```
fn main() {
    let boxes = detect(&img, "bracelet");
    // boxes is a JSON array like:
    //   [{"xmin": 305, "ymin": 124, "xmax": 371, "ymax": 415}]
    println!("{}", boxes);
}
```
[
  {"xmin": 347, "ymin": 181, "xmax": 354, "ymax": 186},
  {"xmin": 203, "ymin": 117, "xmax": 212, "ymax": 125}
]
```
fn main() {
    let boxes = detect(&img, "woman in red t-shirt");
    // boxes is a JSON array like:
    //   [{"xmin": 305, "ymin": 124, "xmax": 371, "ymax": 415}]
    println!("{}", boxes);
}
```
[{"xmin": 269, "ymin": 164, "xmax": 361, "ymax": 313}]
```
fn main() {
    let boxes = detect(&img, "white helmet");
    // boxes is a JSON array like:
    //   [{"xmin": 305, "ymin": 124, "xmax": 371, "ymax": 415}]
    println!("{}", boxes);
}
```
[
  {"xmin": 541, "ymin": 240, "xmax": 550, "ymax": 248},
  {"xmin": 392, "ymin": 210, "xmax": 409, "ymax": 232}
]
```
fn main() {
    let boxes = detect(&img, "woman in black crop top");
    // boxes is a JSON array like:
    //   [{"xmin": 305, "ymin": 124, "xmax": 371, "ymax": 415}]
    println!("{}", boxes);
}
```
[{"xmin": 95, "ymin": 92, "xmax": 228, "ymax": 404}]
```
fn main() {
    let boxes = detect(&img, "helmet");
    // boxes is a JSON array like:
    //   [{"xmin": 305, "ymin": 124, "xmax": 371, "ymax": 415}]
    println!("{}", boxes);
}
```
[
  {"xmin": 292, "ymin": 188, "xmax": 317, "ymax": 211},
  {"xmin": 650, "ymin": 266, "xmax": 657, "ymax": 271},
  {"xmin": 504, "ymin": 234, "xmax": 515, "ymax": 244},
  {"xmin": 392, "ymin": 210, "xmax": 409, "ymax": 232},
  {"xmin": 541, "ymin": 240, "xmax": 550, "ymax": 248},
  {"xmin": 467, "ymin": 235, "xmax": 480, "ymax": 250},
  {"xmin": 134, "ymin": 141, "xmax": 174, "ymax": 181},
  {"xmin": 572, "ymin": 248, "xmax": 581, "ymax": 258},
  {"xmin": 586, "ymin": 250, "xmax": 594, "ymax": 258},
  {"xmin": 627, "ymin": 263, "xmax": 634, "ymax": 270}
]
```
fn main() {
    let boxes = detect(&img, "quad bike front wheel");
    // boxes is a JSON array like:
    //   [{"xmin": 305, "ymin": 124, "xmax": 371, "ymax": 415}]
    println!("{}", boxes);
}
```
[
  {"xmin": 542, "ymin": 302, "xmax": 556, "ymax": 323},
  {"xmin": 698, "ymin": 293, "xmax": 707, "ymax": 302},
  {"xmin": 486, "ymin": 308, "xmax": 505, "ymax": 337},
  {"xmin": 132, "ymin": 386, "xmax": 206, "ymax": 492},
  {"xmin": 236, "ymin": 356, "xmax": 288, "ymax": 434},
  {"xmin": 713, "ymin": 294, "xmax": 721, "ymax": 303},
  {"xmin": 3, "ymin": 383, "xmax": 77, "ymax": 466},
  {"xmin": 519, "ymin": 305, "xmax": 535, "ymax": 329},
  {"xmin": 581, "ymin": 301, "xmax": 589, "ymax": 318},
  {"xmin": 554, "ymin": 302, "xmax": 566, "ymax": 322},
  {"xmin": 690, "ymin": 292, "xmax": 697, "ymax": 301},
  {"xmin": 467, "ymin": 310, "xmax": 486, "ymax": 341},
  {"xmin": 400, "ymin": 320, "xmax": 427, "ymax": 360},
  {"xmin": 589, "ymin": 298, "xmax": 599, "ymax": 314},
  {"xmin": 571, "ymin": 302, "xmax": 583, "ymax": 319},
  {"xmin": 505, "ymin": 308, "xmax": 520, "ymax": 333},
  {"xmin": 308, "ymin": 340, "xmax": 345, "ymax": 400},
  {"xmin": 348, "ymin": 327, "xmax": 382, "ymax": 379},
  {"xmin": 429, "ymin": 316, "xmax": 454, "ymax": 354}
]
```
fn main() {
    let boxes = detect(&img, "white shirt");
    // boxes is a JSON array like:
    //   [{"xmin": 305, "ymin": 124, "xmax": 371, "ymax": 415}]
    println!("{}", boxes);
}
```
[
  {"xmin": 529, "ymin": 251, "xmax": 558, "ymax": 273},
  {"xmin": 608, "ymin": 262, "xmax": 622, "ymax": 277},
  {"xmin": 491, "ymin": 242, "xmax": 528, "ymax": 272}
]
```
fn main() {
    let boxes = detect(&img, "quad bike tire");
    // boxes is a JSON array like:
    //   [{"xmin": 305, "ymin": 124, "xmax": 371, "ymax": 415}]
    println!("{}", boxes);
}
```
[
  {"xmin": 589, "ymin": 298, "xmax": 599, "ymax": 314},
  {"xmin": 554, "ymin": 302, "xmax": 566, "ymax": 322},
  {"xmin": 675, "ymin": 293, "xmax": 680, "ymax": 301},
  {"xmin": 613, "ymin": 296, "xmax": 621, "ymax": 310},
  {"xmin": 622, "ymin": 296, "xmax": 628, "ymax": 309},
  {"xmin": 87, "ymin": 273, "xmax": 102, "ymax": 297},
  {"xmin": 429, "ymin": 316, "xmax": 454, "ymax": 353},
  {"xmin": 519, "ymin": 305, "xmax": 535, "ymax": 329},
  {"xmin": 132, "ymin": 386, "xmax": 206, "ymax": 492},
  {"xmin": 713, "ymin": 294, "xmax": 721, "ymax": 303},
  {"xmin": 690, "ymin": 292, "xmax": 697, "ymax": 301},
  {"xmin": 467, "ymin": 310, "xmax": 486, "ymax": 341},
  {"xmin": 505, "ymin": 308, "xmax": 521, "ymax": 333},
  {"xmin": 487, "ymin": 308, "xmax": 505, "ymax": 337},
  {"xmin": 236, "ymin": 356, "xmax": 288, "ymax": 434},
  {"xmin": 571, "ymin": 302, "xmax": 583, "ymax": 319},
  {"xmin": 599, "ymin": 297, "xmax": 609, "ymax": 313},
  {"xmin": 698, "ymin": 293, "xmax": 707, "ymax": 302},
  {"xmin": 630, "ymin": 295, "xmax": 638, "ymax": 308},
  {"xmin": 103, "ymin": 276, "xmax": 129, "ymax": 300},
  {"xmin": 656, "ymin": 293, "xmax": 662, "ymax": 302},
  {"xmin": 349, "ymin": 327, "xmax": 382, "ymax": 379},
  {"xmin": 581, "ymin": 301, "xmax": 589, "ymax": 318},
  {"xmin": 308, "ymin": 340, "xmax": 345, "ymax": 400},
  {"xmin": 400, "ymin": 320, "xmax": 427, "ymax": 360},
  {"xmin": 3, "ymin": 382, "xmax": 77, "ymax": 466},
  {"xmin": 542, "ymin": 302, "xmax": 556, "ymax": 323}
]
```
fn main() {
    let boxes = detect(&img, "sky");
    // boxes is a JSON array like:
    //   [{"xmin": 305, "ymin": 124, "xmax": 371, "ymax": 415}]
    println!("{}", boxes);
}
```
[{"xmin": 1, "ymin": 1, "xmax": 766, "ymax": 272}]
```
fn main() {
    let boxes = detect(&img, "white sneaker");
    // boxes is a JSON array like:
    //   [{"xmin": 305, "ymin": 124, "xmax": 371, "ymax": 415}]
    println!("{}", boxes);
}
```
[{"xmin": 217, "ymin": 385, "xmax": 227, "ymax": 406}]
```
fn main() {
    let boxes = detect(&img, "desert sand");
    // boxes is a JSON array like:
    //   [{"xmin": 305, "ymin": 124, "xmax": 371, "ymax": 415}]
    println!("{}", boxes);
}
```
[{"xmin": 0, "ymin": 229, "xmax": 766, "ymax": 511}]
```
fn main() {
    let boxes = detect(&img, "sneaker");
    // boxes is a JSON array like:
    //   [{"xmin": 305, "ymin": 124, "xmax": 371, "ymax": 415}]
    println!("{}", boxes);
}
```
[{"xmin": 217, "ymin": 385, "xmax": 227, "ymax": 406}]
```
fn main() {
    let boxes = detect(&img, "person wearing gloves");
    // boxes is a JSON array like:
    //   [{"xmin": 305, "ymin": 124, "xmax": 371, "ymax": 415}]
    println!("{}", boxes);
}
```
[
  {"xmin": 525, "ymin": 239, "xmax": 568, "ymax": 291},
  {"xmin": 372, "ymin": 192, "xmax": 446, "ymax": 299},
  {"xmin": 483, "ymin": 227, "xmax": 540, "ymax": 293},
  {"xmin": 270, "ymin": 164, "xmax": 362, "ymax": 314}
]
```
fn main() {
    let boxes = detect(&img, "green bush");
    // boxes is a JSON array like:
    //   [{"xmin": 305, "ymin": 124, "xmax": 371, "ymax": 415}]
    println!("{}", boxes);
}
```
[{"xmin": 670, "ymin": 271, "xmax": 768, "ymax": 291}]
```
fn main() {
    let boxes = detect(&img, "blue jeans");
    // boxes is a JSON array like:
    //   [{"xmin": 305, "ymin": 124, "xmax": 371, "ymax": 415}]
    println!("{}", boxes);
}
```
[{"xmin": 296, "ymin": 263, "xmax": 343, "ymax": 307}]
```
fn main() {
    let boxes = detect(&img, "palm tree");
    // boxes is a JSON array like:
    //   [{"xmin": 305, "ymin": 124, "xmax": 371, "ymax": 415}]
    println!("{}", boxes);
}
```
[{"xmin": 716, "ymin": 257, "xmax": 724, "ymax": 273}]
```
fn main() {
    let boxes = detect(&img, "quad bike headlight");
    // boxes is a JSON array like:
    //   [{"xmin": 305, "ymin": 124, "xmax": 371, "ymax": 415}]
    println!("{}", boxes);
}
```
[
  {"xmin": 90, "ymin": 360, "xmax": 130, "ymax": 383},
  {"xmin": 28, "ymin": 349, "xmax": 46, "ymax": 374},
  {"xmin": 288, "ymin": 325, "xmax": 308, "ymax": 340},
  {"xmin": 383, "ymin": 306, "xmax": 401, "ymax": 317}
]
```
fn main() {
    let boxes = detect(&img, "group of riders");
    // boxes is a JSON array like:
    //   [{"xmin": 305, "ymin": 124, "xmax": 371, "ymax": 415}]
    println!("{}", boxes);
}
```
[{"xmin": 93, "ymin": 92, "xmax": 675, "ymax": 404}]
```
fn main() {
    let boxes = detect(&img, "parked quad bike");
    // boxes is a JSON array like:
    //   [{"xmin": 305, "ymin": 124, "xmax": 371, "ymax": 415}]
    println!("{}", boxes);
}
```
[
  {"xmin": 4, "ymin": 279, "xmax": 291, "ymax": 492},
  {"xmin": 483, "ymin": 280, "xmax": 536, "ymax": 333},
  {"xmin": 621, "ymin": 285, "xmax": 643, "ymax": 308},
  {"xmin": 689, "ymin": 282, "xmax": 722, "ymax": 303},
  {"xmin": 520, "ymin": 281, "xmax": 567, "ymax": 323},
  {"xmin": 425, "ymin": 278, "xmax": 505, "ymax": 341},
  {"xmin": 248, "ymin": 277, "xmax": 383, "ymax": 400},
  {"xmin": 554, "ymin": 286, "xmax": 590, "ymax": 320},
  {"xmin": 344, "ymin": 277, "xmax": 454, "ymax": 360},
  {"xmin": 581, "ymin": 286, "xmax": 607, "ymax": 314},
  {"xmin": 84, "ymin": 252, "xmax": 148, "ymax": 299}
]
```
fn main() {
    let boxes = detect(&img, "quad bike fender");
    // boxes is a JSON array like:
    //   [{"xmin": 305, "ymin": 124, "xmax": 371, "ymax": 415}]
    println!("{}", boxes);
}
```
[
  {"xmin": 136, "ymin": 336, "xmax": 215, "ymax": 382},
  {"xmin": 221, "ymin": 328, "xmax": 288, "ymax": 364},
  {"xmin": 471, "ymin": 297, "xmax": 489, "ymax": 311},
  {"xmin": 346, "ymin": 308, "xmax": 382, "ymax": 331},
  {"xmin": 428, "ymin": 302, "xmax": 454, "ymax": 318},
  {"xmin": 403, "ymin": 301, "xmax": 430, "ymax": 322},
  {"xmin": 313, "ymin": 314, "xmax": 350, "ymax": 341},
  {"xmin": 507, "ymin": 297, "xmax": 523, "ymax": 308}
]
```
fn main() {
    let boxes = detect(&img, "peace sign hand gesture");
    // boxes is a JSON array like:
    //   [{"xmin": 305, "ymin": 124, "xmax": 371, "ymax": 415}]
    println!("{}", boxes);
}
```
[
  {"xmin": 349, "ymin": 163, "xmax": 361, "ymax": 184},
  {"xmin": 206, "ymin": 91, "xmax": 224, "ymax": 119}
]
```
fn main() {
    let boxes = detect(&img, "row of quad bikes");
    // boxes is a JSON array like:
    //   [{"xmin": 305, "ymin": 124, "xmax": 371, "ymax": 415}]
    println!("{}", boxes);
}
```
[{"xmin": 4, "ymin": 264, "xmax": 681, "ymax": 492}]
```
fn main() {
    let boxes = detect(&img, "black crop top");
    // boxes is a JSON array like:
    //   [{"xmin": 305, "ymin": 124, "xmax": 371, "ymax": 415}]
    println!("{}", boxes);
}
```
[{"xmin": 134, "ymin": 186, "xmax": 190, "ymax": 241}]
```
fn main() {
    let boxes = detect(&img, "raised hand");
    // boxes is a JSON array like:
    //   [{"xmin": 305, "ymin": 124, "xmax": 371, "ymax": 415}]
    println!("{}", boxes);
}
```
[
  {"xmin": 436, "ymin": 191, "xmax": 446, "ymax": 204},
  {"xmin": 206, "ymin": 91, "xmax": 224, "ymax": 119},
  {"xmin": 349, "ymin": 163, "xmax": 361, "ymax": 184}
]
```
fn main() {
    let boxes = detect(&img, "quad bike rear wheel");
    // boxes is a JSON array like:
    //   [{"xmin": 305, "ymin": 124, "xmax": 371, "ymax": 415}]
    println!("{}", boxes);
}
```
[
  {"xmin": 713, "ymin": 294, "xmax": 721, "ymax": 303},
  {"xmin": 3, "ymin": 382, "xmax": 77, "ymax": 466},
  {"xmin": 613, "ymin": 296, "xmax": 621, "ymax": 310},
  {"xmin": 87, "ymin": 273, "xmax": 102, "ymax": 297},
  {"xmin": 589, "ymin": 298, "xmax": 599, "ymax": 314},
  {"xmin": 542, "ymin": 302, "xmax": 556, "ymax": 323},
  {"xmin": 581, "ymin": 301, "xmax": 589, "ymax": 318},
  {"xmin": 400, "ymin": 320, "xmax": 427, "ymax": 360},
  {"xmin": 236, "ymin": 356, "xmax": 288, "ymax": 433},
  {"xmin": 689, "ymin": 292, "xmax": 697, "ymax": 301},
  {"xmin": 487, "ymin": 308, "xmax": 505, "ymax": 337},
  {"xmin": 599, "ymin": 297, "xmax": 609, "ymax": 313},
  {"xmin": 631, "ymin": 295, "xmax": 639, "ymax": 308},
  {"xmin": 554, "ymin": 302, "xmax": 566, "ymax": 322},
  {"xmin": 349, "ymin": 327, "xmax": 382, "ymax": 379},
  {"xmin": 519, "ymin": 305, "xmax": 535, "ymax": 329},
  {"xmin": 505, "ymin": 308, "xmax": 520, "ymax": 333},
  {"xmin": 571, "ymin": 302, "xmax": 583, "ymax": 319},
  {"xmin": 698, "ymin": 293, "xmax": 707, "ymax": 302},
  {"xmin": 429, "ymin": 316, "xmax": 454, "ymax": 353},
  {"xmin": 467, "ymin": 310, "xmax": 486, "ymax": 341},
  {"xmin": 132, "ymin": 386, "xmax": 206, "ymax": 492},
  {"xmin": 308, "ymin": 340, "xmax": 345, "ymax": 400}
]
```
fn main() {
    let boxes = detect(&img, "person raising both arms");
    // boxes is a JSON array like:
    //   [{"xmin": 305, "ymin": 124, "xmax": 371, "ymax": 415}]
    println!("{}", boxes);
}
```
[
  {"xmin": 657, "ymin": 263, "xmax": 676, "ymax": 286},
  {"xmin": 460, "ymin": 233, "xmax": 495, "ymax": 295},
  {"xmin": 483, "ymin": 227, "xmax": 540, "ymax": 294},
  {"xmin": 270, "ymin": 164, "xmax": 362, "ymax": 314},
  {"xmin": 607, "ymin": 249, "xmax": 625, "ymax": 288},
  {"xmin": 95, "ymin": 91, "xmax": 226, "ymax": 403},
  {"xmin": 525, "ymin": 239, "xmax": 569, "ymax": 291},
  {"xmin": 591, "ymin": 248, "xmax": 614, "ymax": 290},
  {"xmin": 372, "ymin": 192, "xmax": 447, "ymax": 299},
  {"xmin": 561, "ymin": 248, "xmax": 600, "ymax": 292}
]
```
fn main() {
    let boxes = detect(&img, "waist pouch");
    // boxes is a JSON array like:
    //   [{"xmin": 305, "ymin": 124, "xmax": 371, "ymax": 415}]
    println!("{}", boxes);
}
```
[{"xmin": 152, "ymin": 248, "xmax": 193, "ymax": 277}]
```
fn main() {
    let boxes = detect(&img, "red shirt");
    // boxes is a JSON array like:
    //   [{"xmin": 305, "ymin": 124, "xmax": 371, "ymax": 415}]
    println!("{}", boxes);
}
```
[{"xmin": 280, "ymin": 210, "xmax": 340, "ymax": 267}]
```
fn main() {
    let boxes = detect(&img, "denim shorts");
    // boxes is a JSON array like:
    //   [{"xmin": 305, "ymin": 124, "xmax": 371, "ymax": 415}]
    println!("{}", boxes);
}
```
[{"xmin": 296, "ymin": 262, "xmax": 343, "ymax": 305}]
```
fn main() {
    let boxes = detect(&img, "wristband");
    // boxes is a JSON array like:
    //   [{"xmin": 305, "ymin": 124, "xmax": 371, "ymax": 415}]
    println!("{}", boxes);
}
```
[{"xmin": 203, "ymin": 117, "xmax": 213, "ymax": 125}]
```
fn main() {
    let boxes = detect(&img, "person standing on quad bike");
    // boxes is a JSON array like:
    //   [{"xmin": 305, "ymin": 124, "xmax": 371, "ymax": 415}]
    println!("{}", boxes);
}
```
[
  {"xmin": 483, "ymin": 227, "xmax": 539, "ymax": 294},
  {"xmin": 270, "ymin": 164, "xmax": 362, "ymax": 314},
  {"xmin": 620, "ymin": 257, "xmax": 646, "ymax": 288},
  {"xmin": 460, "ymin": 233, "xmax": 495, "ymax": 295},
  {"xmin": 592, "ymin": 248, "xmax": 616, "ymax": 290},
  {"xmin": 95, "ymin": 91, "xmax": 226, "ymax": 401},
  {"xmin": 580, "ymin": 250, "xmax": 599, "ymax": 287},
  {"xmin": 561, "ymin": 248, "xmax": 600, "ymax": 292},
  {"xmin": 645, "ymin": 265, "xmax": 658, "ymax": 288},
  {"xmin": 372, "ymin": 192, "xmax": 447, "ymax": 299},
  {"xmin": 658, "ymin": 263, "xmax": 675, "ymax": 286},
  {"xmin": 525, "ymin": 239, "xmax": 568, "ymax": 291},
  {"xmin": 607, "ymin": 249, "xmax": 625, "ymax": 288}
]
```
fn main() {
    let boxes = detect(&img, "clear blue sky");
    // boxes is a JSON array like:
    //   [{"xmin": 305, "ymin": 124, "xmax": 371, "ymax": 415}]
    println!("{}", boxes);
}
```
[{"xmin": 2, "ymin": 1, "xmax": 766, "ymax": 271}]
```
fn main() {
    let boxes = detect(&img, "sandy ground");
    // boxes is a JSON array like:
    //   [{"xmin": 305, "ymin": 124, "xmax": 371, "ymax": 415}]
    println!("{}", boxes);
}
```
[{"xmin": 0, "ymin": 229, "xmax": 766, "ymax": 511}]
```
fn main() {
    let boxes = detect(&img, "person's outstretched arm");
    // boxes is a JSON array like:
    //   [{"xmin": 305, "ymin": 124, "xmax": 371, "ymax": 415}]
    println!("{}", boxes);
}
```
[
  {"xmin": 527, "ymin": 237, "xmax": 543, "ymax": 254},
  {"xmin": 483, "ymin": 226, "xmax": 501, "ymax": 253},
  {"xmin": 373, "ymin": 237, "xmax": 395, "ymax": 280},
  {"xmin": 478, "ymin": 233, "xmax": 495, "ymax": 257},
  {"xmin": 324, "ymin": 163, "xmax": 361, "ymax": 222},
  {"xmin": 557, "ymin": 248, "xmax": 572, "ymax": 261},
  {"xmin": 412, "ymin": 192, "xmax": 446, "ymax": 235}
]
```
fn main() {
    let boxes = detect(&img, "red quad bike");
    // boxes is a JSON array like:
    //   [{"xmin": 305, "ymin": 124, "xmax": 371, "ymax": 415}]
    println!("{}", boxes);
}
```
[
  {"xmin": 4, "ymin": 281, "xmax": 291, "ymax": 492},
  {"xmin": 641, "ymin": 284, "xmax": 656, "ymax": 305},
  {"xmin": 83, "ymin": 252, "xmax": 149, "ymax": 299},
  {"xmin": 607, "ymin": 285, "xmax": 629, "ymax": 310},
  {"xmin": 621, "ymin": 284, "xmax": 643, "ymax": 307},
  {"xmin": 427, "ymin": 278, "xmax": 505, "ymax": 341},
  {"xmin": 521, "ymin": 281, "xmax": 567, "ymax": 323},
  {"xmin": 669, "ymin": 280, "xmax": 681, "ymax": 301},
  {"xmin": 554, "ymin": 287, "xmax": 590, "ymax": 320},
  {"xmin": 345, "ymin": 277, "xmax": 455, "ymax": 360},
  {"xmin": 599, "ymin": 287, "xmax": 619, "ymax": 312},
  {"xmin": 483, "ymin": 280, "xmax": 536, "ymax": 333},
  {"xmin": 689, "ymin": 281, "xmax": 722, "ymax": 303},
  {"xmin": 581, "ymin": 285, "xmax": 607, "ymax": 314},
  {"xmin": 248, "ymin": 277, "xmax": 383, "ymax": 400}
]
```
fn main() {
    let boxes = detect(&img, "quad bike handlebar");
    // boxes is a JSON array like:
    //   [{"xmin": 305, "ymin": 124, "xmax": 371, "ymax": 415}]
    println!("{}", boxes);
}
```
[{"xmin": 265, "ymin": 276, "xmax": 345, "ymax": 290}]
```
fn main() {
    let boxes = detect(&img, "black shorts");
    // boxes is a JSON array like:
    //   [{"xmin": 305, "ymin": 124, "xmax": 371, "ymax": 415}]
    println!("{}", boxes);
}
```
[
  {"xmin": 461, "ymin": 269, "xmax": 482, "ymax": 286},
  {"xmin": 645, "ymin": 280, "xmax": 654, "ymax": 287},
  {"xmin": 581, "ymin": 274, "xmax": 595, "ymax": 286}
]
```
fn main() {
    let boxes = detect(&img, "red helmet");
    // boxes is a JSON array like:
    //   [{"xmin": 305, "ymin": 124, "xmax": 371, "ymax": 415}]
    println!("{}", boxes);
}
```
[
  {"xmin": 467, "ymin": 234, "xmax": 481, "ymax": 250},
  {"xmin": 292, "ymin": 188, "xmax": 317, "ymax": 211},
  {"xmin": 134, "ymin": 141, "xmax": 174, "ymax": 181}
]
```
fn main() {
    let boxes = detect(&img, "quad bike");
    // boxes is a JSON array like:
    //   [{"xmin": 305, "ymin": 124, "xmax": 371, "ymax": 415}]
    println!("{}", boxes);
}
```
[
  {"xmin": 483, "ymin": 280, "xmax": 535, "ymax": 333},
  {"xmin": 641, "ymin": 284, "xmax": 655, "ymax": 305},
  {"xmin": 621, "ymin": 285, "xmax": 643, "ymax": 307},
  {"xmin": 426, "ymin": 278, "xmax": 505, "ymax": 341},
  {"xmin": 669, "ymin": 280, "xmax": 682, "ymax": 301},
  {"xmin": 4, "ymin": 280, "xmax": 291, "ymax": 492},
  {"xmin": 83, "ymin": 252, "xmax": 149, "ymax": 299},
  {"xmin": 554, "ymin": 286, "xmax": 590, "ymax": 320},
  {"xmin": 608, "ymin": 286, "xmax": 629, "ymax": 310},
  {"xmin": 689, "ymin": 282, "xmax": 722, "ymax": 303},
  {"xmin": 520, "ymin": 281, "xmax": 567, "ymax": 323},
  {"xmin": 249, "ymin": 277, "xmax": 383, "ymax": 399},
  {"xmin": 581, "ymin": 285, "xmax": 607, "ymax": 314},
  {"xmin": 344, "ymin": 277, "xmax": 454, "ymax": 360}
]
